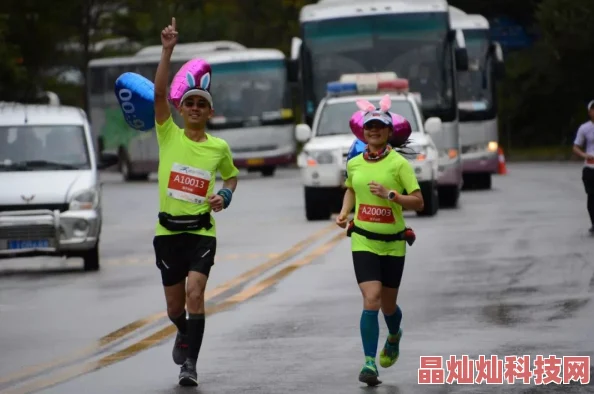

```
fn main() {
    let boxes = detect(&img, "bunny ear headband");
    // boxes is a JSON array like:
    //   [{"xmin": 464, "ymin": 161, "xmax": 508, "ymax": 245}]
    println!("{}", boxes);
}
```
[{"xmin": 355, "ymin": 94, "xmax": 392, "ymax": 113}]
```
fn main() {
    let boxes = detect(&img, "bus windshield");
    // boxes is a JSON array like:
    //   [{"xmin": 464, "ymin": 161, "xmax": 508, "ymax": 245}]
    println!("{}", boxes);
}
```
[
  {"xmin": 170, "ymin": 59, "xmax": 291, "ymax": 127},
  {"xmin": 302, "ymin": 12, "xmax": 454, "ymax": 119},
  {"xmin": 457, "ymin": 29, "xmax": 494, "ymax": 118}
]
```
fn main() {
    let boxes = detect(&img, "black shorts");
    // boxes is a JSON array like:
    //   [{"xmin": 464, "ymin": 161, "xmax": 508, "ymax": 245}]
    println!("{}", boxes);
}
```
[
  {"xmin": 583, "ymin": 167, "xmax": 594, "ymax": 195},
  {"xmin": 352, "ymin": 251, "xmax": 405, "ymax": 289},
  {"xmin": 153, "ymin": 233, "xmax": 217, "ymax": 287}
]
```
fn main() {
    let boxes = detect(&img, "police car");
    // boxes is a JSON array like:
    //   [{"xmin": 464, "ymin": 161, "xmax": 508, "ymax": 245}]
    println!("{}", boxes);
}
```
[{"xmin": 295, "ymin": 73, "xmax": 442, "ymax": 221}]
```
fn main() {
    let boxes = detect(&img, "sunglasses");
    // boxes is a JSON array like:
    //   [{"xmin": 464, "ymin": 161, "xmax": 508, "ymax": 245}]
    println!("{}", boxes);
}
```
[
  {"xmin": 183, "ymin": 100, "xmax": 209, "ymax": 109},
  {"xmin": 364, "ymin": 122, "xmax": 389, "ymax": 130}
]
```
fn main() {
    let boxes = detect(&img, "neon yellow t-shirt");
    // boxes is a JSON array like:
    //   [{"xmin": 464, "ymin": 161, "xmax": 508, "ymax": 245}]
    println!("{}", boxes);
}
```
[
  {"xmin": 344, "ymin": 150, "xmax": 420, "ymax": 256},
  {"xmin": 155, "ymin": 115, "xmax": 239, "ymax": 237}
]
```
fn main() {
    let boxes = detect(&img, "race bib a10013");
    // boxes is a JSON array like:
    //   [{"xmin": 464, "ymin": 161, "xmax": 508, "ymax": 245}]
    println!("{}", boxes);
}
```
[
  {"xmin": 167, "ymin": 163, "xmax": 211, "ymax": 204},
  {"xmin": 357, "ymin": 204, "xmax": 395, "ymax": 224}
]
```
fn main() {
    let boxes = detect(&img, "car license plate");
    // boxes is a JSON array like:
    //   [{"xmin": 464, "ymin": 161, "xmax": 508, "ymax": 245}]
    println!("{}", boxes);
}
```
[
  {"xmin": 8, "ymin": 240, "xmax": 50, "ymax": 249},
  {"xmin": 247, "ymin": 158, "xmax": 265, "ymax": 166}
]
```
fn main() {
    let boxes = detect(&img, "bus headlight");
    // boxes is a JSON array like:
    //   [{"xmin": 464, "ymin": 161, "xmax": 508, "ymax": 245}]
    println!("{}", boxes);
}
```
[
  {"xmin": 440, "ymin": 149, "xmax": 458, "ymax": 159},
  {"xmin": 463, "ymin": 142, "xmax": 498, "ymax": 154}
]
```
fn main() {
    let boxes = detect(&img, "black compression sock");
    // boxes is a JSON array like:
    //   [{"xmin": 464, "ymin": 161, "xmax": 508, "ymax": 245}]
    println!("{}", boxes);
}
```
[
  {"xmin": 187, "ymin": 313, "xmax": 205, "ymax": 362},
  {"xmin": 588, "ymin": 193, "xmax": 594, "ymax": 228},
  {"xmin": 169, "ymin": 310, "xmax": 187, "ymax": 335}
]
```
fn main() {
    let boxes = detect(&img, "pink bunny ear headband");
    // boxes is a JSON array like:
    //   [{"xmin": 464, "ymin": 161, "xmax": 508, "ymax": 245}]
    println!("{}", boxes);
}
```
[{"xmin": 356, "ymin": 93, "xmax": 392, "ymax": 113}]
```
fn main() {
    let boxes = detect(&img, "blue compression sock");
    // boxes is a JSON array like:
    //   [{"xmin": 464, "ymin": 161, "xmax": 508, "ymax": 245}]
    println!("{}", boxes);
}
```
[
  {"xmin": 384, "ymin": 305, "xmax": 402, "ymax": 340},
  {"xmin": 360, "ymin": 310, "xmax": 379, "ymax": 359}
]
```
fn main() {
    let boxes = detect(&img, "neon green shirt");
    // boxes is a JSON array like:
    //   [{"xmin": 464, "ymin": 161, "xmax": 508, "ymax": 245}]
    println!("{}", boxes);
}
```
[
  {"xmin": 344, "ymin": 150, "xmax": 420, "ymax": 256},
  {"xmin": 154, "ymin": 115, "xmax": 239, "ymax": 237}
]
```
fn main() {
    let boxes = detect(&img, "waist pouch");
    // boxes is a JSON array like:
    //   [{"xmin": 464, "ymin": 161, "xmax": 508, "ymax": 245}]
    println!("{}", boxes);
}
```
[
  {"xmin": 158, "ymin": 212, "xmax": 212, "ymax": 232},
  {"xmin": 346, "ymin": 220, "xmax": 416, "ymax": 246}
]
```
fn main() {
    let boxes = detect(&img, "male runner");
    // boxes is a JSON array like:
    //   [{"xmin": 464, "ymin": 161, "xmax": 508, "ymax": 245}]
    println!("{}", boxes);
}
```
[
  {"xmin": 153, "ymin": 17, "xmax": 239, "ymax": 386},
  {"xmin": 572, "ymin": 100, "xmax": 594, "ymax": 234}
]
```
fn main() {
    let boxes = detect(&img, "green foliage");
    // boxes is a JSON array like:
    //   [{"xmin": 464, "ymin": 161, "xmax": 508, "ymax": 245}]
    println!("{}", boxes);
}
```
[
  {"xmin": 496, "ymin": 0, "xmax": 594, "ymax": 148},
  {"xmin": 0, "ymin": 0, "xmax": 592, "ymax": 154},
  {"xmin": 0, "ymin": 14, "xmax": 29, "ymax": 100}
]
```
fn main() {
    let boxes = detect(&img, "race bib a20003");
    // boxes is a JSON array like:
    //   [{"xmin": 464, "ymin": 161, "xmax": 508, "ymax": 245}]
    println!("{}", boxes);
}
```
[
  {"xmin": 357, "ymin": 204, "xmax": 395, "ymax": 224},
  {"xmin": 167, "ymin": 163, "xmax": 211, "ymax": 204}
]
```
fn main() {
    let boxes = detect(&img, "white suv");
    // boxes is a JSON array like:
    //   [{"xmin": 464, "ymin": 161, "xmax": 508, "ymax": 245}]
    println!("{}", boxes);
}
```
[
  {"xmin": 0, "ymin": 102, "xmax": 118, "ymax": 271},
  {"xmin": 296, "ymin": 89, "xmax": 442, "ymax": 221}
]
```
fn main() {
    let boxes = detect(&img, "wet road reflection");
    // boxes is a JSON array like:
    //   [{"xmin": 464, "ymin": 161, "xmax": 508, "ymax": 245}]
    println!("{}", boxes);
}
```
[{"xmin": 0, "ymin": 164, "xmax": 592, "ymax": 393}]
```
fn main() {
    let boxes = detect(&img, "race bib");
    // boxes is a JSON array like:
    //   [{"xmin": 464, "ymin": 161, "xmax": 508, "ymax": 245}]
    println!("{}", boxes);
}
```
[
  {"xmin": 167, "ymin": 163, "xmax": 211, "ymax": 204},
  {"xmin": 357, "ymin": 204, "xmax": 395, "ymax": 224},
  {"xmin": 587, "ymin": 157, "xmax": 594, "ymax": 165}
]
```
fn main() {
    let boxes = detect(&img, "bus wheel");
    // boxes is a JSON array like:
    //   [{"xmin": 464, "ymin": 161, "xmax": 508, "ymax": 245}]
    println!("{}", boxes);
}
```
[
  {"xmin": 462, "ymin": 173, "xmax": 492, "ymax": 190},
  {"xmin": 438, "ymin": 185, "xmax": 460, "ymax": 208},
  {"xmin": 119, "ymin": 151, "xmax": 149, "ymax": 182},
  {"xmin": 261, "ymin": 166, "xmax": 276, "ymax": 177},
  {"xmin": 304, "ymin": 187, "xmax": 331, "ymax": 221},
  {"xmin": 477, "ymin": 173, "xmax": 492, "ymax": 190}
]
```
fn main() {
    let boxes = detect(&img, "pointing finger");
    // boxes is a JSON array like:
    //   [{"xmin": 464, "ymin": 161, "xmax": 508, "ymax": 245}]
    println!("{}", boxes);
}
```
[{"xmin": 172, "ymin": 17, "xmax": 176, "ymax": 30}]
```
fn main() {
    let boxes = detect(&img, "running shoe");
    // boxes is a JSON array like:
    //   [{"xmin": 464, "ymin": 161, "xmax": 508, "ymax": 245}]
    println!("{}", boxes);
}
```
[
  {"xmin": 358, "ymin": 359, "xmax": 381, "ymax": 386},
  {"xmin": 178, "ymin": 359, "xmax": 198, "ymax": 386},
  {"xmin": 379, "ymin": 328, "xmax": 402, "ymax": 368},
  {"xmin": 172, "ymin": 331, "xmax": 189, "ymax": 365}
]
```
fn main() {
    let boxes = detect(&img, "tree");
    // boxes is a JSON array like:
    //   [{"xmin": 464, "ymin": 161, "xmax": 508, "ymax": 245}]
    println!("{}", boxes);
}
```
[{"xmin": 497, "ymin": 0, "xmax": 594, "ymax": 148}]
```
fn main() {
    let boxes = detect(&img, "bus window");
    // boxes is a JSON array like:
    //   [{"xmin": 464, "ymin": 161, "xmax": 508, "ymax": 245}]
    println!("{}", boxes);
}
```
[
  {"xmin": 103, "ymin": 66, "xmax": 127, "ymax": 104},
  {"xmin": 89, "ymin": 67, "xmax": 105, "ymax": 96},
  {"xmin": 136, "ymin": 64, "xmax": 158, "ymax": 81},
  {"xmin": 88, "ymin": 67, "xmax": 105, "ymax": 107}
]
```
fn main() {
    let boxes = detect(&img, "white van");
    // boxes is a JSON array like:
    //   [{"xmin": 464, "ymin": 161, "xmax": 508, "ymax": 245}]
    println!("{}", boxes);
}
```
[
  {"xmin": 0, "ymin": 103, "xmax": 118, "ymax": 271},
  {"xmin": 295, "ymin": 74, "xmax": 442, "ymax": 220}
]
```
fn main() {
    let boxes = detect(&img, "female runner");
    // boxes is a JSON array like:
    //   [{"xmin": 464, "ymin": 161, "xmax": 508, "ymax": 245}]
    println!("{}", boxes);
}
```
[{"xmin": 336, "ymin": 95, "xmax": 424, "ymax": 386}]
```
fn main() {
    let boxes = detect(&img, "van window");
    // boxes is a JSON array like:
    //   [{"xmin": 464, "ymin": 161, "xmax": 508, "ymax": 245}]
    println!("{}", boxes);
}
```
[{"xmin": 0, "ymin": 125, "xmax": 91, "ymax": 170}]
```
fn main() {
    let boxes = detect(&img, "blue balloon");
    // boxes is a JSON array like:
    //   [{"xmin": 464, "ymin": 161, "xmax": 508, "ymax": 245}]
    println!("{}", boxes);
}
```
[
  {"xmin": 345, "ymin": 138, "xmax": 366, "ymax": 178},
  {"xmin": 347, "ymin": 138, "xmax": 366, "ymax": 162},
  {"xmin": 114, "ymin": 72, "xmax": 155, "ymax": 131}
]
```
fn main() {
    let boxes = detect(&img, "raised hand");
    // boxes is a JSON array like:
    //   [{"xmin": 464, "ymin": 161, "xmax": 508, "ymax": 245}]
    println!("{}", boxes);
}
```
[{"xmin": 161, "ymin": 17, "xmax": 178, "ymax": 50}]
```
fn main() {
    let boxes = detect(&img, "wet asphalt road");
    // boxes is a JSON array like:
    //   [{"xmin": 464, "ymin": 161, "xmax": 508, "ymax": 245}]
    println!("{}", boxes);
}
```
[{"xmin": 0, "ymin": 163, "xmax": 593, "ymax": 394}]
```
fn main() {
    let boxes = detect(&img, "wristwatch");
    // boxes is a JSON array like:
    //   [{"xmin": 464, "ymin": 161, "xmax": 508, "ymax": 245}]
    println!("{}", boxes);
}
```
[{"xmin": 387, "ymin": 190, "xmax": 397, "ymax": 201}]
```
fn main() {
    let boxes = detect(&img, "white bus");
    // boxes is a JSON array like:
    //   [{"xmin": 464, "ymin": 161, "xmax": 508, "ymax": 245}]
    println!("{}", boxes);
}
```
[
  {"xmin": 134, "ymin": 41, "xmax": 247, "ymax": 57},
  {"xmin": 450, "ymin": 8, "xmax": 505, "ymax": 189},
  {"xmin": 291, "ymin": 0, "xmax": 469, "ymax": 208},
  {"xmin": 87, "ymin": 44, "xmax": 296, "ymax": 180}
]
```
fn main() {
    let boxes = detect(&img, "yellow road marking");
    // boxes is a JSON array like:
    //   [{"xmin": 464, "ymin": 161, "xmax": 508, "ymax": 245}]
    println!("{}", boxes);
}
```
[
  {"xmin": 2, "ymin": 231, "xmax": 346, "ymax": 394},
  {"xmin": 201, "ymin": 226, "xmax": 337, "ymax": 301},
  {"xmin": 0, "ymin": 223, "xmax": 337, "ymax": 389}
]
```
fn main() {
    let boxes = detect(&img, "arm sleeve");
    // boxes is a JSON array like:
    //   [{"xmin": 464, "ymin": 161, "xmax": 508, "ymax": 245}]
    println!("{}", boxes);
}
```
[
  {"xmin": 219, "ymin": 141, "xmax": 240, "ymax": 180},
  {"xmin": 574, "ymin": 125, "xmax": 585, "ymax": 146},
  {"xmin": 398, "ymin": 160, "xmax": 421, "ymax": 194}
]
